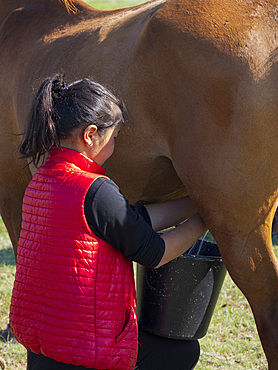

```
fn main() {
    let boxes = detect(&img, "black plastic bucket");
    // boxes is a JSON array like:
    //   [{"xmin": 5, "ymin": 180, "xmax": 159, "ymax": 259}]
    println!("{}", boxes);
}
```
[{"xmin": 136, "ymin": 239, "xmax": 226, "ymax": 340}]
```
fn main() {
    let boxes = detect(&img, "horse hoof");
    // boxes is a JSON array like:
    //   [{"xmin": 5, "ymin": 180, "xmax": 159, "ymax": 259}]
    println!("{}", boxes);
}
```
[
  {"xmin": 0, "ymin": 324, "xmax": 17, "ymax": 343},
  {"xmin": 0, "ymin": 356, "xmax": 6, "ymax": 370}
]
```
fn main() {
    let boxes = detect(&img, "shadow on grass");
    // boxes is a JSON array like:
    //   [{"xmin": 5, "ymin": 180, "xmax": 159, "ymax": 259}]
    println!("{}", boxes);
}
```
[{"xmin": 0, "ymin": 247, "xmax": 16, "ymax": 266}]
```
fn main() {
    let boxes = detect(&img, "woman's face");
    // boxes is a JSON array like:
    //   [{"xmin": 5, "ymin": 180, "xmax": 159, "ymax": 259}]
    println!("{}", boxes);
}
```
[
  {"xmin": 88, "ymin": 125, "xmax": 121, "ymax": 165},
  {"xmin": 60, "ymin": 122, "xmax": 121, "ymax": 165}
]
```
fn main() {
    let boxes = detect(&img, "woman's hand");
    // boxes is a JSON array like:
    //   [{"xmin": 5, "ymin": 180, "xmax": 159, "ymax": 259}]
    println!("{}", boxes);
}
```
[
  {"xmin": 155, "ymin": 212, "xmax": 207, "ymax": 268},
  {"xmin": 145, "ymin": 196, "xmax": 207, "ymax": 268}
]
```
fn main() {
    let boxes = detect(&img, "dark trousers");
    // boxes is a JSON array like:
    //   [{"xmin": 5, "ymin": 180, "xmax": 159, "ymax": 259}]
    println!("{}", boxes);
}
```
[{"xmin": 27, "ymin": 327, "xmax": 200, "ymax": 370}]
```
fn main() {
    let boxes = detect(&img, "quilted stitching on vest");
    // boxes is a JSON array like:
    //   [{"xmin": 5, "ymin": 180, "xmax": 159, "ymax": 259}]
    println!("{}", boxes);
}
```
[{"xmin": 10, "ymin": 148, "xmax": 138, "ymax": 369}]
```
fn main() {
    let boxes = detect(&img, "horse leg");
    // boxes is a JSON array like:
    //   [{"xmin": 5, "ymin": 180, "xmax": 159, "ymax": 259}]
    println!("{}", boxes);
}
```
[
  {"xmin": 0, "ymin": 160, "xmax": 31, "ymax": 260},
  {"xmin": 0, "ymin": 104, "xmax": 32, "ymax": 259},
  {"xmin": 179, "ymin": 176, "xmax": 278, "ymax": 368},
  {"xmin": 0, "ymin": 116, "xmax": 32, "ymax": 346},
  {"xmin": 212, "ymin": 220, "xmax": 278, "ymax": 369},
  {"xmin": 0, "ymin": 356, "xmax": 6, "ymax": 370},
  {"xmin": 168, "ymin": 130, "xmax": 278, "ymax": 367}
]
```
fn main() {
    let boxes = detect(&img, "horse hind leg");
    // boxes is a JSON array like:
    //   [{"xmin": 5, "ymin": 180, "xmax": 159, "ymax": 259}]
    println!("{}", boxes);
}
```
[{"xmin": 213, "ymin": 224, "xmax": 278, "ymax": 369}]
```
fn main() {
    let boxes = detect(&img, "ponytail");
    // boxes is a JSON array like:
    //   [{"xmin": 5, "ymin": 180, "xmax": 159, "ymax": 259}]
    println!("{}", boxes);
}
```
[{"xmin": 20, "ymin": 74, "xmax": 64, "ymax": 167}]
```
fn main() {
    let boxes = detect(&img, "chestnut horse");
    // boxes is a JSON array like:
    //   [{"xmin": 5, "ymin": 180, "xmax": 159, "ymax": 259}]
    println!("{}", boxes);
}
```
[{"xmin": 1, "ymin": 0, "xmax": 278, "ymax": 367}]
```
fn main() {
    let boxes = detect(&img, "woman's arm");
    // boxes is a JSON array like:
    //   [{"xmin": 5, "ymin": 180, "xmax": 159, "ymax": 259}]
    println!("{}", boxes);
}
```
[
  {"xmin": 155, "ymin": 212, "xmax": 207, "ymax": 268},
  {"xmin": 145, "ymin": 196, "xmax": 198, "ymax": 232},
  {"xmin": 146, "ymin": 196, "xmax": 207, "ymax": 268},
  {"xmin": 85, "ymin": 181, "xmax": 206, "ymax": 270},
  {"xmin": 84, "ymin": 178, "xmax": 165, "ymax": 268}
]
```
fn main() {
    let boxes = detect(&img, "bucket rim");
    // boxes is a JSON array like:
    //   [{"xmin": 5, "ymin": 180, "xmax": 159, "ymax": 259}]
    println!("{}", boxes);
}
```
[{"xmin": 179, "ymin": 253, "xmax": 223, "ymax": 262}]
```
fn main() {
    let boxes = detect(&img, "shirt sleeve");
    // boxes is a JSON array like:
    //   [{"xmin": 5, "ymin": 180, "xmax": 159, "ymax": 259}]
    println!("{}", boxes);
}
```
[{"xmin": 84, "ymin": 178, "xmax": 165, "ymax": 268}]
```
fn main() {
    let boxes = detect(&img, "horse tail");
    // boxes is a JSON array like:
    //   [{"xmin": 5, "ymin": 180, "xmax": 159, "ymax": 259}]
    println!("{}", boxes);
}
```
[{"xmin": 60, "ymin": 0, "xmax": 77, "ymax": 14}]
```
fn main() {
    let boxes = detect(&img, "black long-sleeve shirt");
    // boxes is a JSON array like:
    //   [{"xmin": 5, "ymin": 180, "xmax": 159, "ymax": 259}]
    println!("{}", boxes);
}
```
[{"xmin": 84, "ymin": 178, "xmax": 165, "ymax": 268}]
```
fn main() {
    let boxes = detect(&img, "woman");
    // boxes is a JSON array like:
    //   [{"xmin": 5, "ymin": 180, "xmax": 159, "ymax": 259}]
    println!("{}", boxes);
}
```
[{"xmin": 10, "ymin": 74, "xmax": 207, "ymax": 369}]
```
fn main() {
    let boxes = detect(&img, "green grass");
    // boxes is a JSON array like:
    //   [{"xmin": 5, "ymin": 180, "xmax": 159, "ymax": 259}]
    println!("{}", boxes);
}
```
[
  {"xmin": 0, "ymin": 215, "xmax": 274, "ymax": 369},
  {"xmin": 86, "ymin": 0, "xmax": 145, "ymax": 9},
  {"xmin": 198, "ymin": 276, "xmax": 267, "ymax": 369}
]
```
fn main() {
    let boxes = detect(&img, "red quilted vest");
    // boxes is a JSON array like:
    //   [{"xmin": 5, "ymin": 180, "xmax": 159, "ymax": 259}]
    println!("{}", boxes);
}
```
[{"xmin": 10, "ymin": 148, "xmax": 138, "ymax": 369}]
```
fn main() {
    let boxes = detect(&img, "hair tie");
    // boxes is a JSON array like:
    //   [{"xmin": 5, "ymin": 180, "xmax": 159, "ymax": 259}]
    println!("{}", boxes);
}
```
[{"xmin": 52, "ymin": 80, "xmax": 68, "ymax": 98}]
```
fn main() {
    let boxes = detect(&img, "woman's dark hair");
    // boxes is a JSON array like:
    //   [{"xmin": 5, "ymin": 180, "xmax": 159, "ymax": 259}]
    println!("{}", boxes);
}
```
[{"xmin": 20, "ymin": 73, "xmax": 125, "ymax": 167}]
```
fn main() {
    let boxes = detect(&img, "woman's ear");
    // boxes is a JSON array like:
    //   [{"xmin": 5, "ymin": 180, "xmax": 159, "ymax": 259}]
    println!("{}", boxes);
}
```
[{"xmin": 83, "ymin": 125, "xmax": 98, "ymax": 147}]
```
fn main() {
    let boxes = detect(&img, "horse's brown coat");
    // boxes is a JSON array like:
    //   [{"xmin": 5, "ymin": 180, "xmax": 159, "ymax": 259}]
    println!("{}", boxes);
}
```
[{"xmin": 1, "ymin": 0, "xmax": 278, "ymax": 367}]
